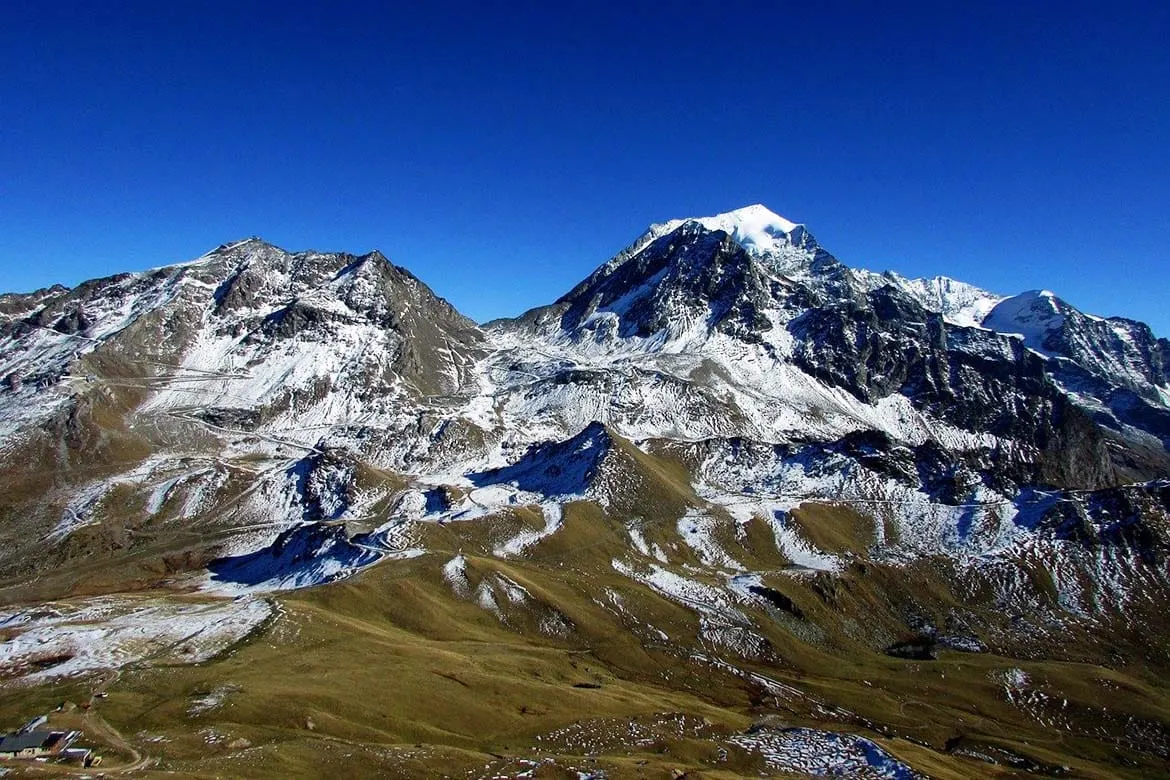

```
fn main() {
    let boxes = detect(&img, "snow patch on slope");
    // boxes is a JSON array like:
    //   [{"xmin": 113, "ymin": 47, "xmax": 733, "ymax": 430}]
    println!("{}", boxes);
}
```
[
  {"xmin": 0, "ymin": 596, "xmax": 272, "ymax": 684},
  {"xmin": 983, "ymin": 290, "xmax": 1065, "ymax": 353},
  {"xmin": 494, "ymin": 504, "xmax": 565, "ymax": 558}
]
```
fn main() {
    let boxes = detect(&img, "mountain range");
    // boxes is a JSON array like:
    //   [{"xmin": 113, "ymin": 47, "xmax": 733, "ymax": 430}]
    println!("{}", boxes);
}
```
[{"xmin": 1, "ymin": 205, "xmax": 1168, "ymax": 777}]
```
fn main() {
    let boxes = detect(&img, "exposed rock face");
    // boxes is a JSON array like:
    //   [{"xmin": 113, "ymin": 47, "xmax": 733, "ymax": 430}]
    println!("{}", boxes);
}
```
[
  {"xmin": 986, "ymin": 291, "xmax": 1170, "ymax": 455},
  {"xmin": 551, "ymin": 225, "xmax": 786, "ymax": 343},
  {"xmin": 497, "ymin": 210, "xmax": 1144, "ymax": 489},
  {"xmin": 0, "ymin": 238, "xmax": 488, "ymax": 451},
  {"xmin": 3, "ymin": 211, "xmax": 1167, "ymax": 503}
]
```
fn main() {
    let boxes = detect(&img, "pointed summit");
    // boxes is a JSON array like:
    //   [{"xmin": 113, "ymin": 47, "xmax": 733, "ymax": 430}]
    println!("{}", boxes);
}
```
[
  {"xmin": 692, "ymin": 203, "xmax": 802, "ymax": 242},
  {"xmin": 648, "ymin": 204, "xmax": 809, "ymax": 257},
  {"xmin": 983, "ymin": 289, "xmax": 1070, "ymax": 352}
]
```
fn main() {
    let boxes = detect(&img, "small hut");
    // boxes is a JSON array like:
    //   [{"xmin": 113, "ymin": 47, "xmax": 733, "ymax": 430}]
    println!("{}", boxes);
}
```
[{"xmin": 0, "ymin": 729, "xmax": 75, "ymax": 759}]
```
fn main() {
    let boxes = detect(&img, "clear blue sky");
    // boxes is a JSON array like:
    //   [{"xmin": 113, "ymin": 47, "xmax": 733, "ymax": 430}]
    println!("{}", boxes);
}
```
[{"xmin": 2, "ymin": 2, "xmax": 1167, "ymax": 334}]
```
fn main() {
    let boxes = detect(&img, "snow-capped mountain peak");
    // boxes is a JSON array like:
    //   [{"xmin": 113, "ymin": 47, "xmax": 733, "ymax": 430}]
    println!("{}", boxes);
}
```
[
  {"xmin": 649, "ymin": 204, "xmax": 808, "ymax": 256},
  {"xmin": 981, "ymin": 289, "xmax": 1170, "ymax": 428},
  {"xmin": 686, "ymin": 203, "xmax": 803, "ymax": 250},
  {"xmin": 982, "ymin": 289, "xmax": 1069, "ymax": 353}
]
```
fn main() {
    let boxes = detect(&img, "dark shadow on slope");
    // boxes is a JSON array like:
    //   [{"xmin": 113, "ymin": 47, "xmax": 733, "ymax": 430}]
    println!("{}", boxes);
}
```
[
  {"xmin": 208, "ymin": 523, "xmax": 382, "ymax": 590},
  {"xmin": 467, "ymin": 421, "xmax": 613, "ymax": 497},
  {"xmin": 424, "ymin": 488, "xmax": 449, "ymax": 513},
  {"xmin": 955, "ymin": 505, "xmax": 979, "ymax": 541},
  {"xmin": 747, "ymin": 584, "xmax": 805, "ymax": 619}
]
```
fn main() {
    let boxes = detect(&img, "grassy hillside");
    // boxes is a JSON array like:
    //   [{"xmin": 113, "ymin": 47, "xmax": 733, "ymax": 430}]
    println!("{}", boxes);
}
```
[{"xmin": 3, "ymin": 495, "xmax": 1169, "ymax": 778}]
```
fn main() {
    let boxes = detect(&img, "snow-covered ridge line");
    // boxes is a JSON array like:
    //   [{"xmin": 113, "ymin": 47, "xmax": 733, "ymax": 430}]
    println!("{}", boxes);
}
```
[{"xmin": 579, "ymin": 204, "xmax": 1006, "ymax": 331}]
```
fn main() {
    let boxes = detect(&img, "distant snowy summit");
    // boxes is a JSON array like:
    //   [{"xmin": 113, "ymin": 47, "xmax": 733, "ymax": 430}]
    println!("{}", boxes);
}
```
[
  {"xmin": 607, "ymin": 204, "xmax": 1003, "ymax": 329},
  {"xmin": 652, "ymin": 203, "xmax": 808, "ymax": 255}
]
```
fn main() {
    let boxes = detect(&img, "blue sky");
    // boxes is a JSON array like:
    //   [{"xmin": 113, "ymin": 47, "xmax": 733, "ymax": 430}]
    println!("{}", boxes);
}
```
[{"xmin": 2, "ymin": 2, "xmax": 1167, "ymax": 333}]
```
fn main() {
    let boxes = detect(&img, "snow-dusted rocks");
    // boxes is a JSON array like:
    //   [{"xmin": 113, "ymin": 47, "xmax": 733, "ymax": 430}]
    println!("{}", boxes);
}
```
[
  {"xmin": 0, "ymin": 596, "xmax": 272, "ymax": 685},
  {"xmin": 728, "ymin": 726, "xmax": 920, "ymax": 778},
  {"xmin": 985, "ymin": 290, "xmax": 1170, "ymax": 465},
  {"xmin": 0, "ymin": 238, "xmax": 486, "ymax": 453}
]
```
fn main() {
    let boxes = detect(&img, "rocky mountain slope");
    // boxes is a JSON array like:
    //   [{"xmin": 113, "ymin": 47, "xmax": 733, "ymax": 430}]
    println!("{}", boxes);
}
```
[{"xmin": 1, "ymin": 206, "xmax": 1169, "ymax": 777}]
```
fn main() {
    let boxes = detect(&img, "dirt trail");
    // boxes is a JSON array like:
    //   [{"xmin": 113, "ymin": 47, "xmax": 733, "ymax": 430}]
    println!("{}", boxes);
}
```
[{"xmin": 80, "ymin": 707, "xmax": 152, "ymax": 773}]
